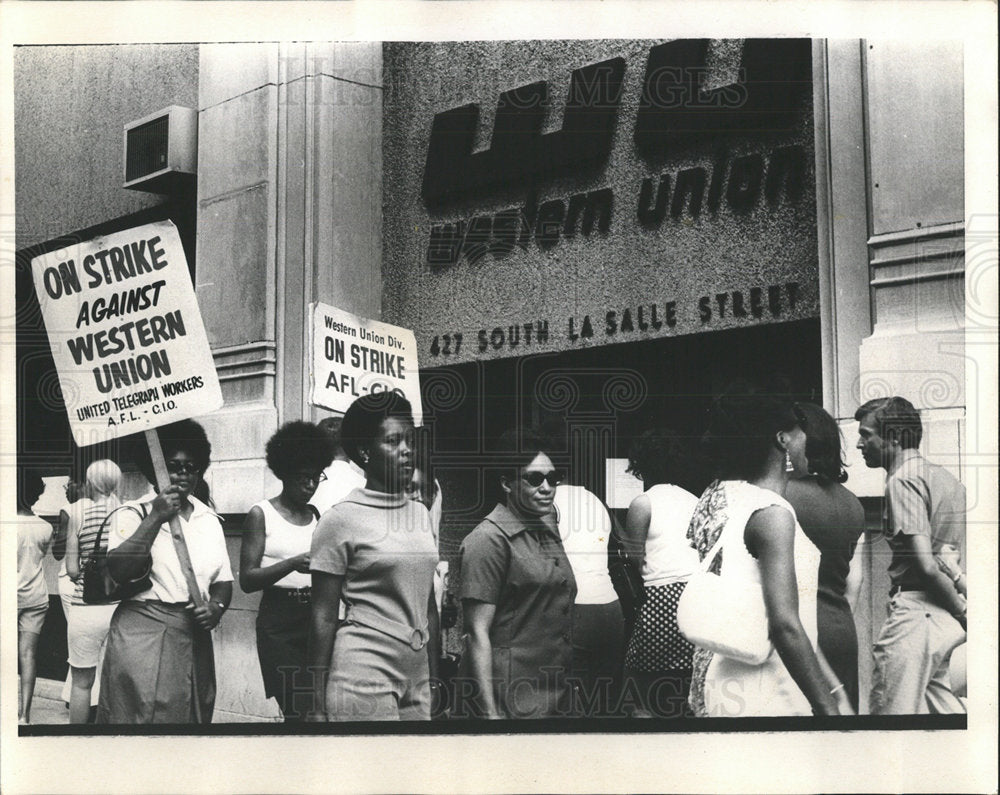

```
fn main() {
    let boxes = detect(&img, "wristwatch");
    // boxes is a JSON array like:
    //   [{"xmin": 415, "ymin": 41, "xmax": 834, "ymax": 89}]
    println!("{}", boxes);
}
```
[{"xmin": 212, "ymin": 599, "xmax": 227, "ymax": 612}]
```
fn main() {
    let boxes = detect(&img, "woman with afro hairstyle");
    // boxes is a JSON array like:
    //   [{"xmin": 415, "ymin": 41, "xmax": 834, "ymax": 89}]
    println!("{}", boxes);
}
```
[
  {"xmin": 306, "ymin": 393, "xmax": 439, "ymax": 721},
  {"xmin": 240, "ymin": 420, "xmax": 335, "ymax": 722}
]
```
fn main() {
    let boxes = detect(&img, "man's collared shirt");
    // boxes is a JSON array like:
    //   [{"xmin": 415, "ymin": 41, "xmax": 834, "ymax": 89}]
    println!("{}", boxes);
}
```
[
  {"xmin": 884, "ymin": 449, "xmax": 966, "ymax": 588},
  {"xmin": 310, "ymin": 459, "xmax": 366, "ymax": 517}
]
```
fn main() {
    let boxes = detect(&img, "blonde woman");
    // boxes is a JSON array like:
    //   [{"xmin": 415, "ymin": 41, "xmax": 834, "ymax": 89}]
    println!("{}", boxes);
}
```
[{"xmin": 64, "ymin": 459, "xmax": 122, "ymax": 723}]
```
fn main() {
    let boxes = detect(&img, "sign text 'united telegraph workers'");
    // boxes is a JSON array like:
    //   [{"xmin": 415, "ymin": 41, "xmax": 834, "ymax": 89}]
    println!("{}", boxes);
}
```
[{"xmin": 31, "ymin": 220, "xmax": 223, "ymax": 446}]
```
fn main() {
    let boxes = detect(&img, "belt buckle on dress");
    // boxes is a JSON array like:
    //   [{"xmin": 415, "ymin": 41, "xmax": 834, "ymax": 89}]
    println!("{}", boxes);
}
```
[
  {"xmin": 408, "ymin": 627, "xmax": 428, "ymax": 651},
  {"xmin": 295, "ymin": 588, "xmax": 311, "ymax": 604}
]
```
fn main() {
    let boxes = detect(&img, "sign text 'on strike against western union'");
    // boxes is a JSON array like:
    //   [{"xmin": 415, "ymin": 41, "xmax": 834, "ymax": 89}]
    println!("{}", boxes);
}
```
[{"xmin": 32, "ymin": 221, "xmax": 222, "ymax": 446}]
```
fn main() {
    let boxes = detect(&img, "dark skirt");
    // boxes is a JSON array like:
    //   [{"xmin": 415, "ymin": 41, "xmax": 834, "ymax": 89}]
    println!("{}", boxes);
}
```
[
  {"xmin": 571, "ymin": 600, "xmax": 626, "ymax": 718},
  {"xmin": 817, "ymin": 591, "xmax": 860, "ymax": 713},
  {"xmin": 625, "ymin": 582, "xmax": 695, "ymax": 671},
  {"xmin": 97, "ymin": 600, "xmax": 215, "ymax": 724},
  {"xmin": 256, "ymin": 588, "xmax": 311, "ymax": 721}
]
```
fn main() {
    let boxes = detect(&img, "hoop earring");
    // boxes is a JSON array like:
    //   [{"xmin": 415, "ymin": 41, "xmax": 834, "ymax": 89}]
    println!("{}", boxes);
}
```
[{"xmin": 784, "ymin": 450, "xmax": 794, "ymax": 473}]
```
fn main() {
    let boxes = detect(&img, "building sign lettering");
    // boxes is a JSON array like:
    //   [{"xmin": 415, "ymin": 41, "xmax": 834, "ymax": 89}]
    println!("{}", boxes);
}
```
[
  {"xmin": 421, "ymin": 58, "xmax": 626, "ymax": 206},
  {"xmin": 384, "ymin": 38, "xmax": 818, "ymax": 366},
  {"xmin": 427, "ymin": 144, "xmax": 805, "ymax": 267},
  {"xmin": 634, "ymin": 38, "xmax": 810, "ymax": 154},
  {"xmin": 428, "ymin": 280, "xmax": 802, "ymax": 358}
]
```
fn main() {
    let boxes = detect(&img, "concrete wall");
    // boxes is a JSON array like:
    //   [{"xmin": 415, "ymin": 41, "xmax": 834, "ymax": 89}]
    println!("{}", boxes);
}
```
[
  {"xmin": 818, "ymin": 40, "xmax": 968, "ymax": 712},
  {"xmin": 196, "ymin": 42, "xmax": 383, "ymax": 517},
  {"xmin": 195, "ymin": 42, "xmax": 383, "ymax": 720},
  {"xmin": 14, "ymin": 44, "xmax": 199, "ymax": 250},
  {"xmin": 382, "ymin": 40, "xmax": 819, "ymax": 367},
  {"xmin": 16, "ymin": 41, "xmax": 385, "ymax": 722}
]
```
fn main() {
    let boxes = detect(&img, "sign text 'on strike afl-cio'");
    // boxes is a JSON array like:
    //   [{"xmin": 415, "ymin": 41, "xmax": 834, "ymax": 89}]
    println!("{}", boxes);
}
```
[{"xmin": 310, "ymin": 302, "xmax": 422, "ymax": 425}]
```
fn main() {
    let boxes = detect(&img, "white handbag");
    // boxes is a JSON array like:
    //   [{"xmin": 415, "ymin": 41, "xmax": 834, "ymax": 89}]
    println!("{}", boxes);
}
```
[{"xmin": 676, "ymin": 531, "xmax": 774, "ymax": 666}]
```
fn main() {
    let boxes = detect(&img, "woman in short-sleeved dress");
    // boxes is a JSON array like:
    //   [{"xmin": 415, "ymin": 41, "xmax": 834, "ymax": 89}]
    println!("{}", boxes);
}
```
[
  {"xmin": 458, "ymin": 428, "xmax": 577, "ymax": 719},
  {"xmin": 306, "ymin": 394, "xmax": 439, "ymax": 722}
]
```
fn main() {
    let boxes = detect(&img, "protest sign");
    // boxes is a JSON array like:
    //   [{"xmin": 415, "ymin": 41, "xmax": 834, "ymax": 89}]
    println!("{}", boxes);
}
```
[
  {"xmin": 31, "ymin": 220, "xmax": 222, "ymax": 607},
  {"xmin": 30, "ymin": 220, "xmax": 223, "ymax": 447},
  {"xmin": 310, "ymin": 302, "xmax": 422, "ymax": 423}
]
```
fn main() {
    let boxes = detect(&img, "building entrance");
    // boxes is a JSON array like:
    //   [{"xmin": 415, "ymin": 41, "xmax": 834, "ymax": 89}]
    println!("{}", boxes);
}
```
[{"xmin": 420, "ymin": 318, "xmax": 822, "ymax": 556}]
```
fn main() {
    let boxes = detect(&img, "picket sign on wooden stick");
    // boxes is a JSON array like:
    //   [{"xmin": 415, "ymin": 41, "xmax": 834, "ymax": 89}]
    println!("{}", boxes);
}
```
[{"xmin": 145, "ymin": 428, "xmax": 206, "ymax": 610}]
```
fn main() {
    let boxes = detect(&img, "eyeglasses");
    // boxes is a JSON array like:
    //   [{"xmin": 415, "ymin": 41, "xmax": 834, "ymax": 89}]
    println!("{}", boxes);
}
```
[
  {"xmin": 521, "ymin": 469, "xmax": 565, "ymax": 488},
  {"xmin": 166, "ymin": 460, "xmax": 201, "ymax": 475},
  {"xmin": 293, "ymin": 471, "xmax": 328, "ymax": 487}
]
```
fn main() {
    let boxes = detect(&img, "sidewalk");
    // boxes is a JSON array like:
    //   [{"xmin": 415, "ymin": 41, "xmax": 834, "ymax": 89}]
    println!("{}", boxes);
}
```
[
  {"xmin": 22, "ymin": 678, "xmax": 69, "ymax": 726},
  {"xmin": 22, "ymin": 677, "xmax": 276, "ymax": 724}
]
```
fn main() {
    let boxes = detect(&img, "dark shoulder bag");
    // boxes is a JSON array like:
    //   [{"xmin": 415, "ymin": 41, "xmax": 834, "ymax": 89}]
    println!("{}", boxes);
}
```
[
  {"xmin": 81, "ymin": 503, "xmax": 153, "ymax": 605},
  {"xmin": 608, "ymin": 531, "xmax": 646, "ymax": 621},
  {"xmin": 605, "ymin": 502, "xmax": 646, "ymax": 625}
]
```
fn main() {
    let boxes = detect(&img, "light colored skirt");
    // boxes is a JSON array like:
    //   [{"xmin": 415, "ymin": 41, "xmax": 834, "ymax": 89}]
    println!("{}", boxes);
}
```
[{"xmin": 97, "ymin": 600, "xmax": 215, "ymax": 724}]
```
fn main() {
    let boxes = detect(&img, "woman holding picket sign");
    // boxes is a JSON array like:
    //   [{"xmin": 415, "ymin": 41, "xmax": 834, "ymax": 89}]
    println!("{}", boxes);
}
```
[{"xmin": 98, "ymin": 420, "xmax": 233, "ymax": 724}]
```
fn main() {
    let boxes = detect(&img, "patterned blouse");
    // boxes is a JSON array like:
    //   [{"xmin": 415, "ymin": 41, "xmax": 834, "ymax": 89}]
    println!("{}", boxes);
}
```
[{"xmin": 684, "ymin": 480, "xmax": 729, "ymax": 717}]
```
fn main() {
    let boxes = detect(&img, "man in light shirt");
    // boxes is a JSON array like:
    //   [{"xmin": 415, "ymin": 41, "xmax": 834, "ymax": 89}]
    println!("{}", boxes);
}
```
[
  {"xmin": 310, "ymin": 416, "xmax": 366, "ymax": 517},
  {"xmin": 553, "ymin": 483, "xmax": 625, "ymax": 718},
  {"xmin": 855, "ymin": 396, "xmax": 967, "ymax": 714}
]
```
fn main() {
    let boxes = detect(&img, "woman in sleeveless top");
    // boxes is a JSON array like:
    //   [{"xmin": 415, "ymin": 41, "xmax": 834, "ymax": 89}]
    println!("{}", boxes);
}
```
[
  {"xmin": 64, "ymin": 459, "xmax": 122, "ymax": 723},
  {"xmin": 240, "ymin": 421, "xmax": 335, "ymax": 722},
  {"xmin": 620, "ymin": 429, "xmax": 700, "ymax": 717},
  {"xmin": 554, "ymin": 482, "xmax": 625, "ymax": 718},
  {"xmin": 786, "ymin": 403, "xmax": 866, "ymax": 713},
  {"xmin": 307, "ymin": 394, "xmax": 439, "ymax": 721},
  {"xmin": 687, "ymin": 392, "xmax": 848, "ymax": 717}
]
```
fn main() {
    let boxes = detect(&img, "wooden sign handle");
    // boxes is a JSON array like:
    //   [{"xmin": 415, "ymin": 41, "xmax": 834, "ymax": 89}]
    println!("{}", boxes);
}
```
[{"xmin": 145, "ymin": 429, "xmax": 206, "ymax": 609}]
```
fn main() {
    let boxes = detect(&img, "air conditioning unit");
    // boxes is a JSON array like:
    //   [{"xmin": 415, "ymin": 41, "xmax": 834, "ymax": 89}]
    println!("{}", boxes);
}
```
[{"xmin": 123, "ymin": 105, "xmax": 197, "ymax": 193}]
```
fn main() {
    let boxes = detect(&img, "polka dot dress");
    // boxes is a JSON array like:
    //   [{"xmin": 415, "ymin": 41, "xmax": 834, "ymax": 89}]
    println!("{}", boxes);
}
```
[{"xmin": 625, "ymin": 582, "xmax": 695, "ymax": 671}]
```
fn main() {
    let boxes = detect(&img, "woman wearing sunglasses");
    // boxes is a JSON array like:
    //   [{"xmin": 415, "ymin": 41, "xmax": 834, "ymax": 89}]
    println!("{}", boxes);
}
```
[
  {"xmin": 240, "ymin": 421, "xmax": 334, "ymax": 722},
  {"xmin": 458, "ymin": 428, "xmax": 577, "ymax": 719},
  {"xmin": 99, "ymin": 420, "xmax": 233, "ymax": 724}
]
